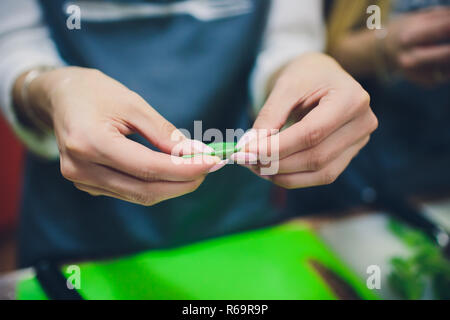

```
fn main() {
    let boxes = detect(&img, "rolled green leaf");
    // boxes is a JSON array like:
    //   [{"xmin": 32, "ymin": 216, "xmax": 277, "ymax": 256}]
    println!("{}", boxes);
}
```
[{"xmin": 182, "ymin": 142, "xmax": 239, "ymax": 159}]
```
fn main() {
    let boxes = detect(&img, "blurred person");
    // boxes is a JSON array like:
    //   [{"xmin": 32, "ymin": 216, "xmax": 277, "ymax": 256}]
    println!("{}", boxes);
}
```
[
  {"xmin": 0, "ymin": 0, "xmax": 377, "ymax": 267},
  {"xmin": 286, "ymin": 0, "xmax": 450, "ymax": 214},
  {"xmin": 328, "ymin": 0, "xmax": 450, "ymax": 86}
]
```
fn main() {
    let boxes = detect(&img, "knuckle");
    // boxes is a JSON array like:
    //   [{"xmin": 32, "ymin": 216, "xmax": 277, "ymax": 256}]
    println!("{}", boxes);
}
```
[
  {"xmin": 60, "ymin": 159, "xmax": 77, "ymax": 181},
  {"xmin": 160, "ymin": 119, "xmax": 177, "ymax": 136},
  {"xmin": 140, "ymin": 167, "xmax": 158, "ymax": 181},
  {"xmin": 357, "ymin": 89, "xmax": 371, "ymax": 109},
  {"xmin": 320, "ymin": 169, "xmax": 338, "ymax": 185},
  {"xmin": 273, "ymin": 175, "xmax": 296, "ymax": 190},
  {"xmin": 303, "ymin": 127, "xmax": 324, "ymax": 149},
  {"xmin": 398, "ymin": 54, "xmax": 416, "ymax": 70},
  {"xmin": 349, "ymin": 87, "xmax": 371, "ymax": 115},
  {"xmin": 65, "ymin": 134, "xmax": 93, "ymax": 157},
  {"xmin": 135, "ymin": 191, "xmax": 156, "ymax": 206},
  {"xmin": 128, "ymin": 91, "xmax": 147, "ymax": 109},
  {"xmin": 307, "ymin": 150, "xmax": 330, "ymax": 171},
  {"xmin": 368, "ymin": 111, "xmax": 379, "ymax": 133}
]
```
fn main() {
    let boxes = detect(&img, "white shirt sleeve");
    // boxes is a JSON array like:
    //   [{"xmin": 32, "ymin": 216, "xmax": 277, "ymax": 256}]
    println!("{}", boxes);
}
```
[
  {"xmin": 0, "ymin": 0, "xmax": 66, "ymax": 159},
  {"xmin": 250, "ymin": 0, "xmax": 326, "ymax": 112}
]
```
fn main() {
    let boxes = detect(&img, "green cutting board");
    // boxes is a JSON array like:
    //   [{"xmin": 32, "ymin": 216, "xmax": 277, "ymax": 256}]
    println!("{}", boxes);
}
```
[{"xmin": 17, "ymin": 223, "xmax": 377, "ymax": 300}]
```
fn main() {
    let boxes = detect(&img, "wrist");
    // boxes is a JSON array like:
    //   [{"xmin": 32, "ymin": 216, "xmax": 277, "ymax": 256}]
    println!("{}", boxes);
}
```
[
  {"xmin": 13, "ymin": 66, "xmax": 58, "ymax": 133},
  {"xmin": 374, "ymin": 28, "xmax": 396, "ymax": 80},
  {"xmin": 13, "ymin": 66, "xmax": 78, "ymax": 133},
  {"xmin": 275, "ymin": 53, "xmax": 339, "ymax": 84}
]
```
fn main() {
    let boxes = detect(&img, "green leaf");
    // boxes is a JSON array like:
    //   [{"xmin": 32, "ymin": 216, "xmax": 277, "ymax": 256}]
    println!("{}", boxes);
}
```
[{"xmin": 387, "ymin": 218, "xmax": 450, "ymax": 299}]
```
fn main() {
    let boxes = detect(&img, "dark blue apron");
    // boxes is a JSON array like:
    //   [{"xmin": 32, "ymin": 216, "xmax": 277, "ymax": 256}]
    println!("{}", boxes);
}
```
[{"xmin": 18, "ymin": 0, "xmax": 284, "ymax": 267}]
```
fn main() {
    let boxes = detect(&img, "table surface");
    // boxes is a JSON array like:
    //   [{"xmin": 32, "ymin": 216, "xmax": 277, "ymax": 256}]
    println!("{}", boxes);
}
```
[{"xmin": 1, "ymin": 198, "xmax": 449, "ymax": 300}]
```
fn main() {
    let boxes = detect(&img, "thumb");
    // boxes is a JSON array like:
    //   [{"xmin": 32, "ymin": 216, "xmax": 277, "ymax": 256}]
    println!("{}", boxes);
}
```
[
  {"xmin": 241, "ymin": 82, "xmax": 298, "ymax": 154},
  {"xmin": 252, "ymin": 82, "xmax": 298, "ymax": 131},
  {"xmin": 128, "ymin": 101, "xmax": 212, "ymax": 155}
]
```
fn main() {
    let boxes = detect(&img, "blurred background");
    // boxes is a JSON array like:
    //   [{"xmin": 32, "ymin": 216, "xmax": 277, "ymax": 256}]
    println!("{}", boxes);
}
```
[{"xmin": 0, "ymin": 117, "xmax": 22, "ymax": 272}]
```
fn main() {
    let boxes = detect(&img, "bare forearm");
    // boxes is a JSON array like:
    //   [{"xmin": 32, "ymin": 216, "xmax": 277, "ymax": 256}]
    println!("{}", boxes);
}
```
[
  {"xmin": 329, "ymin": 30, "xmax": 380, "ymax": 78},
  {"xmin": 12, "ymin": 67, "xmax": 68, "ymax": 133}
]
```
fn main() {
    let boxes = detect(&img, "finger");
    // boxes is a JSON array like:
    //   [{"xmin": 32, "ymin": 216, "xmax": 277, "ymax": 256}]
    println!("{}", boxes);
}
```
[
  {"xmin": 122, "ymin": 96, "xmax": 191, "ymax": 154},
  {"xmin": 413, "ymin": 6, "xmax": 450, "ymax": 21},
  {"xmin": 270, "ymin": 111, "xmax": 375, "ymax": 174},
  {"xmin": 115, "ymin": 94, "xmax": 214, "ymax": 156},
  {"xmin": 246, "ymin": 86, "xmax": 371, "ymax": 159},
  {"xmin": 170, "ymin": 138, "xmax": 215, "ymax": 157},
  {"xmin": 66, "ymin": 133, "xmax": 221, "ymax": 182},
  {"xmin": 266, "ymin": 138, "xmax": 368, "ymax": 189},
  {"xmin": 404, "ymin": 11, "xmax": 450, "ymax": 47},
  {"xmin": 74, "ymin": 183, "xmax": 130, "ymax": 201},
  {"xmin": 74, "ymin": 182, "xmax": 192, "ymax": 206},
  {"xmin": 252, "ymin": 90, "xmax": 300, "ymax": 132},
  {"xmin": 65, "ymin": 160, "xmax": 205, "ymax": 206},
  {"xmin": 400, "ymin": 44, "xmax": 450, "ymax": 71}
]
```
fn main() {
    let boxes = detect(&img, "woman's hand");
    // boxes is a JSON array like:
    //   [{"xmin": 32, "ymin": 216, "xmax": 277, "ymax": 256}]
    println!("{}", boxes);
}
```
[
  {"xmin": 234, "ymin": 53, "xmax": 378, "ymax": 189},
  {"xmin": 383, "ymin": 6, "xmax": 450, "ymax": 85},
  {"xmin": 17, "ymin": 67, "xmax": 224, "ymax": 205}
]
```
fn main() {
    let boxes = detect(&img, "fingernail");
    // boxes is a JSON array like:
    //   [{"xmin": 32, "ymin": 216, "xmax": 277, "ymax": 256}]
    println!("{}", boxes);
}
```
[
  {"xmin": 236, "ymin": 129, "xmax": 257, "ymax": 150},
  {"xmin": 191, "ymin": 139, "xmax": 215, "ymax": 153},
  {"xmin": 230, "ymin": 152, "xmax": 258, "ymax": 164},
  {"xmin": 208, "ymin": 159, "xmax": 229, "ymax": 173}
]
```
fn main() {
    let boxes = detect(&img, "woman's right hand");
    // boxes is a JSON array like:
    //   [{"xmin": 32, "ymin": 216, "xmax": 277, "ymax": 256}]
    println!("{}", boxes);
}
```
[
  {"xmin": 16, "ymin": 67, "xmax": 225, "ymax": 206},
  {"xmin": 383, "ymin": 6, "xmax": 450, "ymax": 86}
]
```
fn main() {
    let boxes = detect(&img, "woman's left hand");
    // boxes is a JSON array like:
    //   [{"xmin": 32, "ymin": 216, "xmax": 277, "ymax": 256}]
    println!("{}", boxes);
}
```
[{"xmin": 233, "ymin": 53, "xmax": 378, "ymax": 189}]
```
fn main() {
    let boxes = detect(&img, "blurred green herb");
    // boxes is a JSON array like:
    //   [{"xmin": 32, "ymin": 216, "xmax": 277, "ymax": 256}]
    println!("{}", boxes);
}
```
[{"xmin": 387, "ymin": 219, "xmax": 450, "ymax": 300}]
